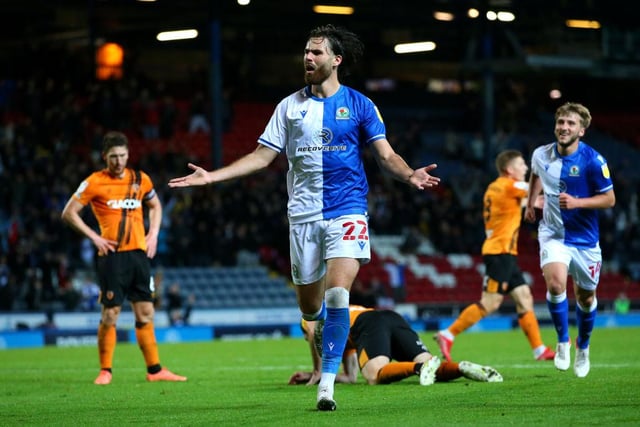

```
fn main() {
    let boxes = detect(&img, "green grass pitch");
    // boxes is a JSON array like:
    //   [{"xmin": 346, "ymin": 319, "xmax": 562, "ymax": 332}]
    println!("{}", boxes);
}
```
[{"xmin": 1, "ymin": 327, "xmax": 639, "ymax": 426}]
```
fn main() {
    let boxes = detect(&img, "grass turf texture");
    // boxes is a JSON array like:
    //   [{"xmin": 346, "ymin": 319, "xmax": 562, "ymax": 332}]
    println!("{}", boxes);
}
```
[{"xmin": 1, "ymin": 327, "xmax": 639, "ymax": 426}]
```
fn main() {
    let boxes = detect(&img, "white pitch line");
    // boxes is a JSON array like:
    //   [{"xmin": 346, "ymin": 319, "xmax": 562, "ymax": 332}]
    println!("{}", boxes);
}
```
[{"xmin": 501, "ymin": 363, "xmax": 635, "ymax": 369}]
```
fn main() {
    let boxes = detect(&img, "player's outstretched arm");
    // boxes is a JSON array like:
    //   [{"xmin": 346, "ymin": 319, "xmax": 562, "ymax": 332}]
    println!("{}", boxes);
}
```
[
  {"xmin": 408, "ymin": 164, "xmax": 440, "ymax": 190},
  {"xmin": 168, "ymin": 163, "xmax": 210, "ymax": 187},
  {"xmin": 168, "ymin": 145, "xmax": 279, "ymax": 188},
  {"xmin": 370, "ymin": 138, "xmax": 440, "ymax": 190}
]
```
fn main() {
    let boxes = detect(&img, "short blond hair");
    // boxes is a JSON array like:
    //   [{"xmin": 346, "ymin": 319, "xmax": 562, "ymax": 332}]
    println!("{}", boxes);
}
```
[{"xmin": 555, "ymin": 102, "xmax": 591, "ymax": 129}]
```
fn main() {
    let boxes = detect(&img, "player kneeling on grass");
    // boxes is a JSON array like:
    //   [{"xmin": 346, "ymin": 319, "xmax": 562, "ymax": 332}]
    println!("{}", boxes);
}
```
[{"xmin": 289, "ymin": 305, "xmax": 503, "ymax": 386}]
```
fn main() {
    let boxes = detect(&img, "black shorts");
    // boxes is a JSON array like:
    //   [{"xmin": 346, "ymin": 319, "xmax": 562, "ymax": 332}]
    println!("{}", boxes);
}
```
[
  {"xmin": 96, "ymin": 250, "xmax": 153, "ymax": 307},
  {"xmin": 482, "ymin": 254, "xmax": 527, "ymax": 295},
  {"xmin": 350, "ymin": 310, "xmax": 428, "ymax": 369}
]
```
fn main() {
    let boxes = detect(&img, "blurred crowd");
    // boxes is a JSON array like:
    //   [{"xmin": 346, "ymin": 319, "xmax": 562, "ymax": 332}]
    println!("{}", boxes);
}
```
[{"xmin": 1, "ymin": 65, "xmax": 638, "ymax": 314}]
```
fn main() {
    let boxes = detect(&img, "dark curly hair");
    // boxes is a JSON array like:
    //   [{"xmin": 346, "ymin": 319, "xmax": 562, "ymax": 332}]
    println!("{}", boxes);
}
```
[{"xmin": 308, "ymin": 24, "xmax": 364, "ymax": 79}]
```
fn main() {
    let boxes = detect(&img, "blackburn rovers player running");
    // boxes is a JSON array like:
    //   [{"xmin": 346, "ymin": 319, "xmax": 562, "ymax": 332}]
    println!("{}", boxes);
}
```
[
  {"xmin": 289, "ymin": 305, "xmax": 503, "ymax": 387},
  {"xmin": 62, "ymin": 131, "xmax": 186, "ymax": 385},
  {"xmin": 524, "ymin": 103, "xmax": 615, "ymax": 377},
  {"xmin": 169, "ymin": 24, "xmax": 440, "ymax": 410}
]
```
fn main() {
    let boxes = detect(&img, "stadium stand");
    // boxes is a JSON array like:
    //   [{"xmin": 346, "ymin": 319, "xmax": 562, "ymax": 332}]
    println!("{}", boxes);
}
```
[
  {"xmin": 160, "ymin": 266, "xmax": 297, "ymax": 309},
  {"xmin": 0, "ymin": 72, "xmax": 638, "ymax": 314},
  {"xmin": 358, "ymin": 232, "xmax": 640, "ymax": 312}
]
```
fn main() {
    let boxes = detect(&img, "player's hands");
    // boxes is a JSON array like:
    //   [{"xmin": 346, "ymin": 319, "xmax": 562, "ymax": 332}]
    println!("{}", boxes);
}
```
[
  {"xmin": 306, "ymin": 371, "xmax": 321, "ymax": 385},
  {"xmin": 524, "ymin": 194, "xmax": 544, "ymax": 223},
  {"xmin": 409, "ymin": 163, "xmax": 440, "ymax": 190},
  {"xmin": 93, "ymin": 236, "xmax": 117, "ymax": 256},
  {"xmin": 168, "ymin": 163, "xmax": 210, "ymax": 188},
  {"xmin": 524, "ymin": 206, "xmax": 536, "ymax": 223},
  {"xmin": 145, "ymin": 234, "xmax": 158, "ymax": 259},
  {"xmin": 287, "ymin": 371, "xmax": 321, "ymax": 385},
  {"xmin": 558, "ymin": 192, "xmax": 580, "ymax": 209},
  {"xmin": 288, "ymin": 371, "xmax": 312, "ymax": 385}
]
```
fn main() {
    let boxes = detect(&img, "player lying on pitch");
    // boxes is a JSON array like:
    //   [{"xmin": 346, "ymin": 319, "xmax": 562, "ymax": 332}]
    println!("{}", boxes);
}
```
[{"xmin": 289, "ymin": 305, "xmax": 503, "ymax": 386}]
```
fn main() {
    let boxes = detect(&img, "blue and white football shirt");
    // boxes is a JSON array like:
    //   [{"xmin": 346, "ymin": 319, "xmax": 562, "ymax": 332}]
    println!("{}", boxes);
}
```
[
  {"xmin": 531, "ymin": 141, "xmax": 614, "ymax": 249},
  {"xmin": 258, "ymin": 85, "xmax": 386, "ymax": 224}
]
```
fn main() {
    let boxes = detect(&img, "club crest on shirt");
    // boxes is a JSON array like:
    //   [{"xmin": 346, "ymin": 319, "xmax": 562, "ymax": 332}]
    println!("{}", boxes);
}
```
[
  {"xmin": 569, "ymin": 165, "xmax": 580, "ymax": 177},
  {"xmin": 335, "ymin": 106, "xmax": 350, "ymax": 120}
]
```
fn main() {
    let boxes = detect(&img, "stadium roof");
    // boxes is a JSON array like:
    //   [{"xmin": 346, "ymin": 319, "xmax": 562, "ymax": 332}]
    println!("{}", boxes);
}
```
[{"xmin": 1, "ymin": 0, "xmax": 638, "ymax": 98}]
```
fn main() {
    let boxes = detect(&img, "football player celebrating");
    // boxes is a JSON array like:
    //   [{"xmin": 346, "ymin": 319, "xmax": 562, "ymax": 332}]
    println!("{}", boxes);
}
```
[
  {"xmin": 525, "ymin": 102, "xmax": 615, "ymax": 377},
  {"xmin": 169, "ymin": 25, "xmax": 439, "ymax": 410}
]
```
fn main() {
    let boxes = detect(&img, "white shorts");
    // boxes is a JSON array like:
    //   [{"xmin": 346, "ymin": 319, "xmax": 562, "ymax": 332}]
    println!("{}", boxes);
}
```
[
  {"xmin": 289, "ymin": 214, "xmax": 371, "ymax": 285},
  {"xmin": 538, "ymin": 237, "xmax": 602, "ymax": 291}
]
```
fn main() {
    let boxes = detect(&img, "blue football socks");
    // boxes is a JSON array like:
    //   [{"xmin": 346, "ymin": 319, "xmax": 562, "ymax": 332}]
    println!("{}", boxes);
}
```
[
  {"xmin": 321, "ymin": 306, "xmax": 349, "ymax": 374},
  {"xmin": 547, "ymin": 291, "xmax": 570, "ymax": 343},
  {"xmin": 576, "ymin": 299, "xmax": 597, "ymax": 349},
  {"xmin": 321, "ymin": 287, "xmax": 350, "ymax": 374}
]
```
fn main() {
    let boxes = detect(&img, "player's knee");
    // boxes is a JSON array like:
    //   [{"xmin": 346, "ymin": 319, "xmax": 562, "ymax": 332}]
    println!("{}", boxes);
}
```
[
  {"xmin": 543, "ymin": 271, "xmax": 567, "ymax": 294},
  {"xmin": 132, "ymin": 301, "xmax": 155, "ymax": 322},
  {"xmin": 361, "ymin": 364, "xmax": 381, "ymax": 384},
  {"xmin": 576, "ymin": 291, "xmax": 597, "ymax": 311},
  {"xmin": 101, "ymin": 306, "xmax": 121, "ymax": 324},
  {"xmin": 547, "ymin": 284, "xmax": 566, "ymax": 296},
  {"xmin": 479, "ymin": 295, "xmax": 502, "ymax": 313},
  {"xmin": 512, "ymin": 288, "xmax": 534, "ymax": 310},
  {"xmin": 482, "ymin": 300, "xmax": 501, "ymax": 313},
  {"xmin": 325, "ymin": 287, "xmax": 349, "ymax": 308}
]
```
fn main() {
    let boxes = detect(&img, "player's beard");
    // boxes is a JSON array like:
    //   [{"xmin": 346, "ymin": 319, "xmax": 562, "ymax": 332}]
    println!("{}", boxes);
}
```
[
  {"xmin": 556, "ymin": 132, "xmax": 580, "ymax": 149},
  {"xmin": 304, "ymin": 62, "xmax": 332, "ymax": 85},
  {"xmin": 108, "ymin": 163, "xmax": 126, "ymax": 178}
]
